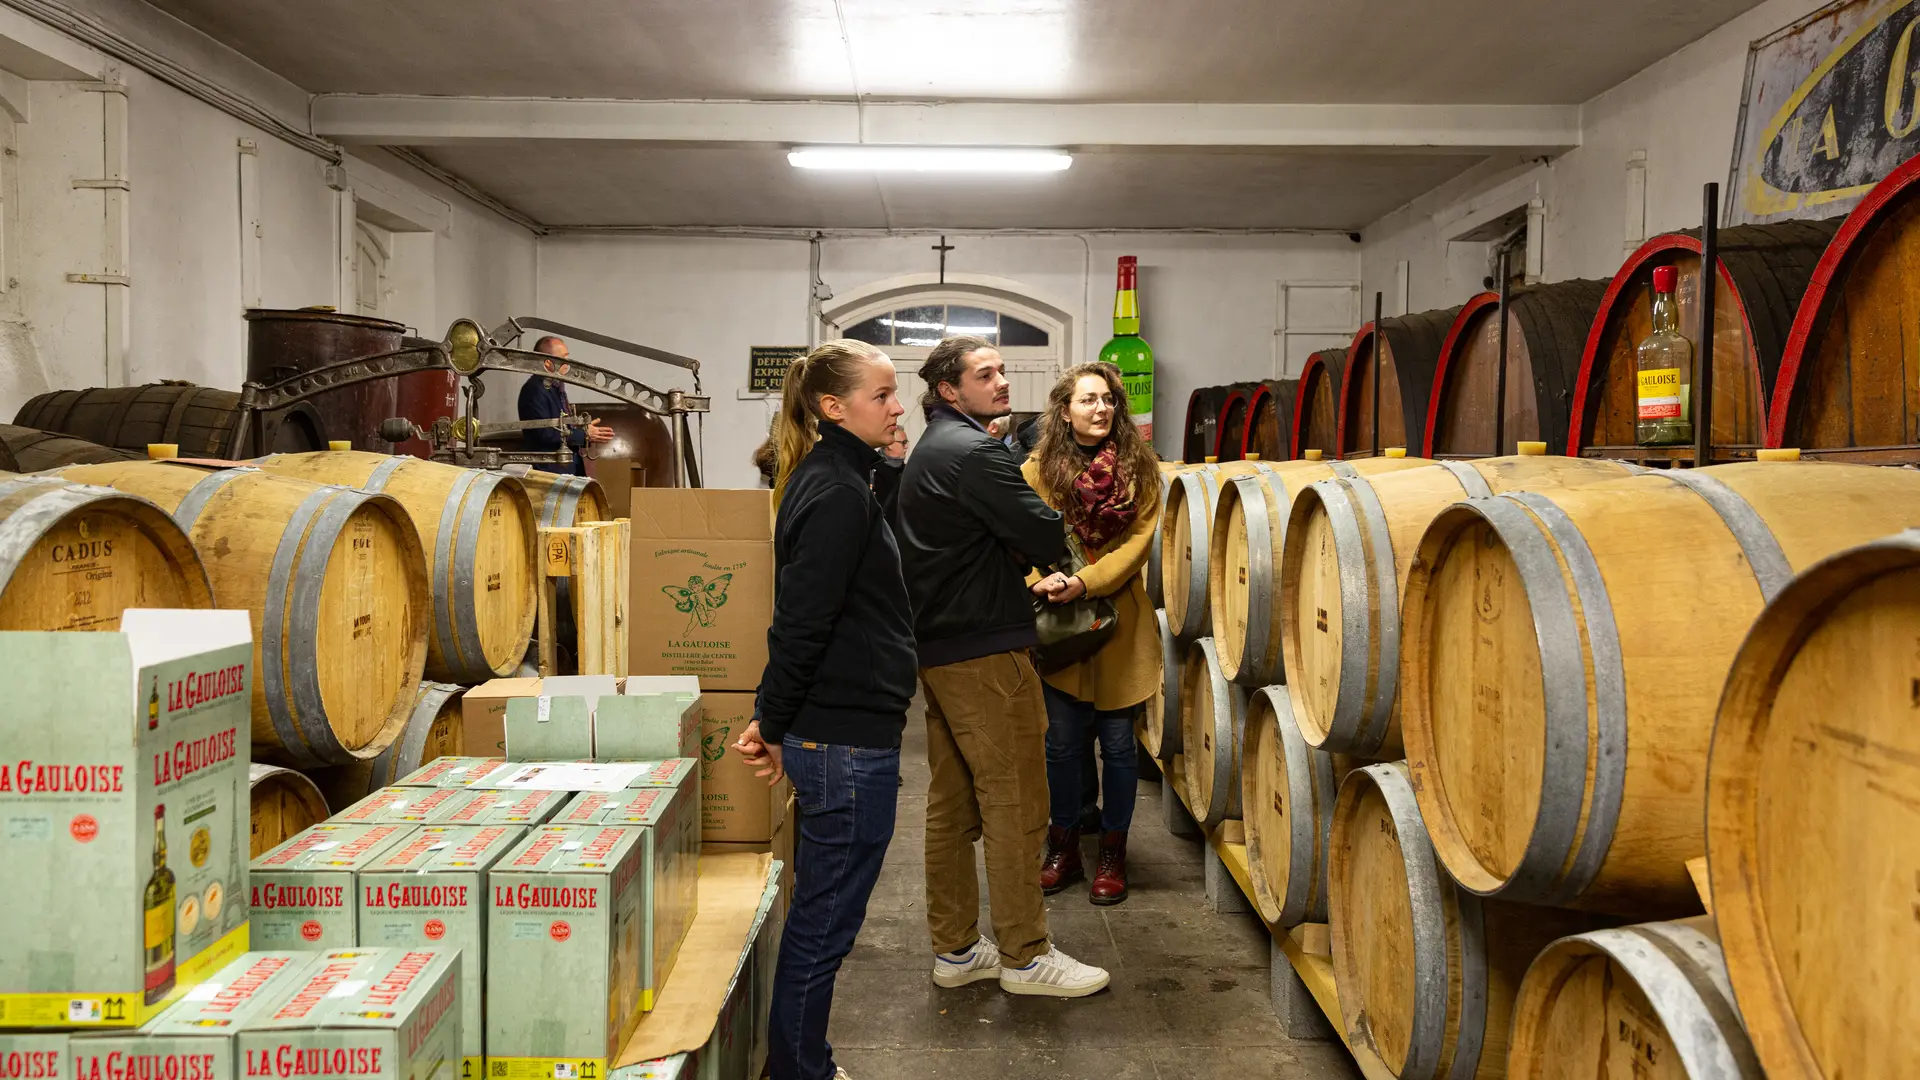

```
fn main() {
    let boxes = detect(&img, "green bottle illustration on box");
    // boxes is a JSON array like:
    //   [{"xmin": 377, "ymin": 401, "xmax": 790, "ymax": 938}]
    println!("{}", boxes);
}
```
[
  {"xmin": 1099, "ymin": 255, "xmax": 1155, "ymax": 443},
  {"xmin": 147, "ymin": 676, "xmax": 160, "ymax": 730}
]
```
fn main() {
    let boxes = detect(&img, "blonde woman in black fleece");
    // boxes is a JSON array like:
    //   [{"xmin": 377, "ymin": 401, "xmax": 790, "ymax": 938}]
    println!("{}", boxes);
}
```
[{"xmin": 731, "ymin": 338, "xmax": 915, "ymax": 1080}]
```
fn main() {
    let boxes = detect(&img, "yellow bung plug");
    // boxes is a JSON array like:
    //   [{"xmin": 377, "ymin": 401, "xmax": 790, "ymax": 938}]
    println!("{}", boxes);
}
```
[
  {"xmin": 1385, "ymin": 447, "xmax": 1407, "ymax": 458},
  {"xmin": 1245, "ymin": 453, "xmax": 1261, "ymax": 461},
  {"xmin": 1204, "ymin": 455, "xmax": 1219, "ymax": 464},
  {"xmin": 1756, "ymin": 448, "xmax": 1801, "ymax": 462},
  {"xmin": 1304, "ymin": 449, "xmax": 1324, "ymax": 461},
  {"xmin": 328, "ymin": 440, "xmax": 353, "ymax": 451},
  {"xmin": 1517, "ymin": 441, "xmax": 1548, "ymax": 456},
  {"xmin": 146, "ymin": 443, "xmax": 178, "ymax": 460}
]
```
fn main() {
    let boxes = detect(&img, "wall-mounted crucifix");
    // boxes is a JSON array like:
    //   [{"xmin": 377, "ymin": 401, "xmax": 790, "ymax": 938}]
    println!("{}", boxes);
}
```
[{"xmin": 932, "ymin": 235, "xmax": 955, "ymax": 283}]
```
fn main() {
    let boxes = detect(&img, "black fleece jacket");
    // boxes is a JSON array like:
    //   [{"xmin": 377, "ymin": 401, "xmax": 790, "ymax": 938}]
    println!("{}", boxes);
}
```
[
  {"xmin": 896, "ymin": 405, "xmax": 1067, "ymax": 667},
  {"xmin": 754, "ymin": 421, "xmax": 918, "ymax": 748}
]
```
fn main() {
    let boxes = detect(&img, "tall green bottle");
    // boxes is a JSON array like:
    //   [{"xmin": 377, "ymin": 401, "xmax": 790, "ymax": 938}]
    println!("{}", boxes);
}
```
[{"xmin": 1099, "ymin": 255, "xmax": 1156, "ymax": 442}]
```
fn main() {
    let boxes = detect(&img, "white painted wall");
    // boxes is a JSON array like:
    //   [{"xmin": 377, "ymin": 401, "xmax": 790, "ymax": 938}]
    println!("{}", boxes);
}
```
[
  {"xmin": 521, "ymin": 230, "xmax": 1362, "ymax": 484},
  {"xmin": 1359, "ymin": 0, "xmax": 1833, "ymax": 313}
]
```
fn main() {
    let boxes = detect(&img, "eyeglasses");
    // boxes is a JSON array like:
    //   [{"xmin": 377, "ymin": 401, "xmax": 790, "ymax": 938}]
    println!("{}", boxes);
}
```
[{"xmin": 1074, "ymin": 396, "xmax": 1116, "ymax": 408}]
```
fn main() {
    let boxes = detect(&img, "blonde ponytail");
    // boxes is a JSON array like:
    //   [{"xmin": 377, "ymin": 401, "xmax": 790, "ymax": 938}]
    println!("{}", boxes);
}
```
[{"xmin": 770, "ymin": 339, "xmax": 887, "ymax": 513}]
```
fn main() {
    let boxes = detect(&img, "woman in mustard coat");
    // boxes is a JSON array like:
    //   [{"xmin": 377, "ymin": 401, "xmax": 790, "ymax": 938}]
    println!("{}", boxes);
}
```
[{"xmin": 1024, "ymin": 361, "xmax": 1163, "ymax": 905}]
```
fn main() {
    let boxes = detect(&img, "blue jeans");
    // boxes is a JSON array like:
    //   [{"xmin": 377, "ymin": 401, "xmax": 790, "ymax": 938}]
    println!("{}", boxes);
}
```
[
  {"xmin": 1043, "ymin": 683, "xmax": 1139, "ymax": 833},
  {"xmin": 769, "ymin": 737, "xmax": 900, "ymax": 1080}
]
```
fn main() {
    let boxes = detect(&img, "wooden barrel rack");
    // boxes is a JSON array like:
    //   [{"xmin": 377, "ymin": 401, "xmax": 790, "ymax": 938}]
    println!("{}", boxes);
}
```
[
  {"xmin": 1423, "ymin": 281, "xmax": 1606, "ymax": 458},
  {"xmin": 1567, "ymin": 221, "xmax": 1839, "ymax": 465},
  {"xmin": 1769, "ymin": 154, "xmax": 1920, "ymax": 462},
  {"xmin": 1290, "ymin": 350, "xmax": 1345, "ymax": 461},
  {"xmin": 1337, "ymin": 308, "xmax": 1458, "ymax": 460},
  {"xmin": 1241, "ymin": 379, "xmax": 1299, "ymax": 461}
]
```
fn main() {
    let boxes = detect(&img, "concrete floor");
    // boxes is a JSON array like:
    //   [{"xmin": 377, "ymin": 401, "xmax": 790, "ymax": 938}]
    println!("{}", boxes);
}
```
[{"xmin": 825, "ymin": 709, "xmax": 1363, "ymax": 1080}]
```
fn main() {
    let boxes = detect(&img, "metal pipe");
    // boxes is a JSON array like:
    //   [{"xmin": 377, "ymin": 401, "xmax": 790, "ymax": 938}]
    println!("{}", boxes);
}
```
[
  {"xmin": 1372, "ymin": 291, "xmax": 1384, "ymax": 458},
  {"xmin": 1494, "ymin": 248, "xmax": 1512, "ymax": 458},
  {"xmin": 1695, "ymin": 183, "xmax": 1719, "ymax": 468}
]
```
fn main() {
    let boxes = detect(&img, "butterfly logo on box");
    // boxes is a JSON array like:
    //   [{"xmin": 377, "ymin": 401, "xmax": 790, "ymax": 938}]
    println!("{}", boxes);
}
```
[{"xmin": 661, "ymin": 573, "xmax": 732, "ymax": 635}]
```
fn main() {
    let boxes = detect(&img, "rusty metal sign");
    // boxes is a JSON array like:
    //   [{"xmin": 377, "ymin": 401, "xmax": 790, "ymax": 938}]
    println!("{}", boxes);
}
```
[{"xmin": 1728, "ymin": 0, "xmax": 1920, "ymax": 225}]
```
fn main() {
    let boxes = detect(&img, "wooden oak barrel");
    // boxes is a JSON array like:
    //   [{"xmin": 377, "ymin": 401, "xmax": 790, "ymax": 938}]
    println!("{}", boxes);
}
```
[
  {"xmin": 12, "ymin": 383, "xmax": 325, "ymax": 459},
  {"xmin": 509, "ymin": 469, "xmax": 609, "ymax": 528},
  {"xmin": 1141, "ymin": 608, "xmax": 1183, "ymax": 762},
  {"xmin": 1241, "ymin": 686, "xmax": 1349, "ymax": 926},
  {"xmin": 1182, "ymin": 386, "xmax": 1235, "ymax": 463},
  {"xmin": 248, "ymin": 763, "xmax": 330, "ymax": 858},
  {"xmin": 1213, "ymin": 383, "xmax": 1258, "ymax": 462},
  {"xmin": 1279, "ymin": 454, "xmax": 1635, "ymax": 757},
  {"xmin": 1424, "ymin": 281, "xmax": 1607, "ymax": 459},
  {"xmin": 1242, "ymin": 379, "xmax": 1299, "ymax": 461},
  {"xmin": 1567, "ymin": 222, "xmax": 1839, "ymax": 465},
  {"xmin": 1399, "ymin": 460, "xmax": 1920, "ymax": 915},
  {"xmin": 1145, "ymin": 461, "xmax": 1194, "ymax": 608},
  {"xmin": 0, "ymin": 474, "xmax": 214, "ymax": 631},
  {"xmin": 254, "ymin": 451, "xmax": 537, "ymax": 683},
  {"xmin": 1769, "ymin": 156, "xmax": 1920, "ymax": 462},
  {"xmin": 1338, "ymin": 308, "xmax": 1460, "ymax": 460},
  {"xmin": 310, "ymin": 681, "xmax": 465, "ymax": 811},
  {"xmin": 1709, "ymin": 528, "xmax": 1920, "ymax": 1080},
  {"xmin": 1160, "ymin": 460, "xmax": 1268, "ymax": 642},
  {"xmin": 1291, "ymin": 350, "xmax": 1345, "ymax": 461},
  {"xmin": 55, "ymin": 460, "xmax": 429, "ymax": 767},
  {"xmin": 1330, "ymin": 762, "xmax": 1604, "ymax": 1080},
  {"xmin": 1508, "ymin": 916, "xmax": 1761, "ymax": 1080},
  {"xmin": 1179, "ymin": 636, "xmax": 1247, "ymax": 828},
  {"xmin": 0, "ymin": 425, "xmax": 139, "ymax": 470},
  {"xmin": 1208, "ymin": 454, "xmax": 1431, "ymax": 688}
]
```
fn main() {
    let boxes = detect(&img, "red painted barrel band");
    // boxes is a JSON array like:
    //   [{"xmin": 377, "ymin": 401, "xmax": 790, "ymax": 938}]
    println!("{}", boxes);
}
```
[
  {"xmin": 1333, "ymin": 322, "xmax": 1378, "ymax": 459},
  {"xmin": 1241, "ymin": 384, "xmax": 1274, "ymax": 459},
  {"xmin": 1290, "ymin": 352, "xmax": 1333, "ymax": 461}
]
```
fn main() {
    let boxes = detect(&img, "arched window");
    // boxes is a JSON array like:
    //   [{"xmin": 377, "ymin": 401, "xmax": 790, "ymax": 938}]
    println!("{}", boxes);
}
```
[{"xmin": 824, "ymin": 281, "xmax": 1070, "ymax": 451}]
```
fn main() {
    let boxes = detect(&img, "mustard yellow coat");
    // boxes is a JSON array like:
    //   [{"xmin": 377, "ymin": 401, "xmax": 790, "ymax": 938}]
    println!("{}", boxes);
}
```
[{"xmin": 1021, "ymin": 457, "xmax": 1163, "ymax": 711}]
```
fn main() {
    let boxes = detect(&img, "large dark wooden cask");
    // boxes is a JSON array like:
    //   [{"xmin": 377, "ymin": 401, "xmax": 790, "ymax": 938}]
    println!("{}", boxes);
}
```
[
  {"xmin": 1567, "ymin": 222, "xmax": 1838, "ymax": 464},
  {"xmin": 1182, "ymin": 386, "xmax": 1234, "ymax": 463},
  {"xmin": 1338, "ymin": 307, "xmax": 1460, "ymax": 459},
  {"xmin": 246, "ymin": 308, "xmax": 406, "ymax": 451},
  {"xmin": 1424, "ymin": 281, "xmax": 1606, "ymax": 458},
  {"xmin": 0, "ymin": 425, "xmax": 137, "ymax": 470},
  {"xmin": 1290, "ymin": 350, "xmax": 1345, "ymax": 460},
  {"xmin": 1241, "ymin": 379, "xmax": 1299, "ymax": 461},
  {"xmin": 14, "ymin": 384, "xmax": 326, "ymax": 459},
  {"xmin": 1769, "ymin": 156, "xmax": 1920, "ymax": 462}
]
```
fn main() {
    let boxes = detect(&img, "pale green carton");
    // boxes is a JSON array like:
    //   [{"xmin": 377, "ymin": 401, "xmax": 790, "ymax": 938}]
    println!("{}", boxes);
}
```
[
  {"xmin": 504, "ymin": 677, "xmax": 614, "ymax": 762},
  {"xmin": 439, "ymin": 789, "xmax": 567, "ymax": 828},
  {"xmin": 248, "ymin": 824, "xmax": 413, "ymax": 949},
  {"xmin": 332, "ymin": 786, "xmax": 477, "ymax": 826},
  {"xmin": 486, "ymin": 826, "xmax": 647, "ymax": 1080},
  {"xmin": 592, "ymin": 679, "xmax": 701, "ymax": 762},
  {"xmin": 0, "ymin": 610, "xmax": 254, "ymax": 1029},
  {"xmin": 357, "ymin": 824, "xmax": 524, "ymax": 1077},
  {"xmin": 393, "ymin": 758, "xmax": 510, "ymax": 789},
  {"xmin": 552, "ymin": 783, "xmax": 697, "ymax": 1014},
  {"xmin": 64, "ymin": 952, "xmax": 325, "ymax": 1080},
  {"xmin": 0, "ymin": 1033, "xmax": 71, "ymax": 1079},
  {"xmin": 621, "ymin": 760, "xmax": 697, "ymax": 791},
  {"xmin": 234, "ymin": 949, "xmax": 459, "ymax": 1080}
]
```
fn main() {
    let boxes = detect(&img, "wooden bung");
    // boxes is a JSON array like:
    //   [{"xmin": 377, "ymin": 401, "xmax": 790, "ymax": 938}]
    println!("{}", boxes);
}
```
[
  {"xmin": 1507, "ymin": 916, "xmax": 1761, "ymax": 1079},
  {"xmin": 1207, "ymin": 454, "xmax": 1431, "ymax": 688},
  {"xmin": 1709, "ymin": 528, "xmax": 1920, "ymax": 1080},
  {"xmin": 55, "ymin": 460, "xmax": 430, "ymax": 768},
  {"xmin": 1139, "ymin": 608, "xmax": 1184, "ymax": 762},
  {"xmin": 1241, "ymin": 685, "xmax": 1352, "ymax": 926},
  {"xmin": 311, "ymin": 682, "xmax": 466, "ymax": 811},
  {"xmin": 1179, "ymin": 636, "xmax": 1247, "ymax": 829},
  {"xmin": 1160, "ymin": 460, "xmax": 1266, "ymax": 642},
  {"xmin": 253, "ymin": 450, "xmax": 537, "ymax": 683},
  {"xmin": 248, "ymin": 763, "xmax": 331, "ymax": 859},
  {"xmin": 1279, "ymin": 456, "xmax": 1633, "ymax": 758},
  {"xmin": 1329, "ymin": 762, "xmax": 1605, "ymax": 1080},
  {"xmin": 1399, "ymin": 460, "xmax": 1920, "ymax": 915},
  {"xmin": 0, "ymin": 474, "xmax": 214, "ymax": 632}
]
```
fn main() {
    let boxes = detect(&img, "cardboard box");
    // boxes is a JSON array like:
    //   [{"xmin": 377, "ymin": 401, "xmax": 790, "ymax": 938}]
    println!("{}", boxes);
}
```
[
  {"xmin": 394, "ymin": 758, "xmax": 510, "ymax": 789},
  {"xmin": 703, "ymin": 792, "xmax": 795, "ymax": 928},
  {"xmin": 359, "ymin": 825, "xmax": 524, "ymax": 1076},
  {"xmin": 332, "ymin": 786, "xmax": 477, "ymax": 826},
  {"xmin": 554, "ymin": 783, "xmax": 699, "ymax": 1013},
  {"xmin": 441, "ymin": 789, "xmax": 568, "ymax": 828},
  {"xmin": 248, "ymin": 824, "xmax": 414, "ymax": 949},
  {"xmin": 628, "ymin": 489, "xmax": 772, "ymax": 692},
  {"xmin": 57, "ymin": 952, "xmax": 326, "ymax": 1080},
  {"xmin": 624, "ymin": 759, "xmax": 698, "ymax": 790},
  {"xmin": 461, "ymin": 679, "xmax": 540, "ymax": 757},
  {"xmin": 694, "ymin": 693, "xmax": 788, "ymax": 843},
  {"xmin": 487, "ymin": 827, "xmax": 648, "ymax": 1078},
  {"xmin": 235, "ymin": 949, "xmax": 460, "ymax": 1080},
  {"xmin": 594, "ymin": 683, "xmax": 702, "ymax": 763},
  {"xmin": 0, "ymin": 610, "xmax": 254, "ymax": 1029},
  {"xmin": 498, "ymin": 677, "xmax": 703, "ymax": 763}
]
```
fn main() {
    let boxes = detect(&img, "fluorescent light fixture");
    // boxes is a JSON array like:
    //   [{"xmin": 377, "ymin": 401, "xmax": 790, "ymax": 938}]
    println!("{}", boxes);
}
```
[{"xmin": 788, "ymin": 146, "xmax": 1071, "ymax": 173}]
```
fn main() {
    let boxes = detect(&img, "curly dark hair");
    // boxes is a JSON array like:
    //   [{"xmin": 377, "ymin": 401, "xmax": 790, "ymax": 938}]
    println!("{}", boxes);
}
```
[{"xmin": 1029, "ymin": 362, "xmax": 1160, "ymax": 526}]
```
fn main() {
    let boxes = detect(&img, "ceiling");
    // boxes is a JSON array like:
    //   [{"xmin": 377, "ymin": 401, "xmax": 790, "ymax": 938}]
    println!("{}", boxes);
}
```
[{"xmin": 138, "ymin": 0, "xmax": 1773, "ymax": 230}]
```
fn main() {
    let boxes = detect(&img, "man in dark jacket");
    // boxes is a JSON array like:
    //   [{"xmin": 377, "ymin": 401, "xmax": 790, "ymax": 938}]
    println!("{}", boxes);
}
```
[
  {"xmin": 896, "ymin": 335, "xmax": 1111, "ymax": 998},
  {"xmin": 518, "ymin": 336, "xmax": 612, "ymax": 474}
]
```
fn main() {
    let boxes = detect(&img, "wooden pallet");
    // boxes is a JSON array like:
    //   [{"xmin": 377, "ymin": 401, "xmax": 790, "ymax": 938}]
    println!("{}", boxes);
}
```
[
  {"xmin": 536, "ymin": 519, "xmax": 631, "ymax": 676},
  {"xmin": 1164, "ymin": 753, "xmax": 1391, "ymax": 1080}
]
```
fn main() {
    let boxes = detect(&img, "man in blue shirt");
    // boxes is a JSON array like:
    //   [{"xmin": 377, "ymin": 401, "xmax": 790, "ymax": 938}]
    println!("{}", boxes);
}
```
[{"xmin": 517, "ymin": 336, "xmax": 613, "ymax": 474}]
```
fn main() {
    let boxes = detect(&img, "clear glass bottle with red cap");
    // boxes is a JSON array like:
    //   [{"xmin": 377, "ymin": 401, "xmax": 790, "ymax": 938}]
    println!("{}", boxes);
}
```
[{"xmin": 1636, "ymin": 264, "xmax": 1693, "ymax": 447}]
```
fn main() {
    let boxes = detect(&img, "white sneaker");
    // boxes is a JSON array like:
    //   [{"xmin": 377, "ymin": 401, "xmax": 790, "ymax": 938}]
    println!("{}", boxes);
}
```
[
  {"xmin": 931, "ymin": 935, "xmax": 1002, "ymax": 988},
  {"xmin": 998, "ymin": 945, "xmax": 1111, "ymax": 998},
  {"xmin": 833, "ymin": 1070, "xmax": 852, "ymax": 1080}
]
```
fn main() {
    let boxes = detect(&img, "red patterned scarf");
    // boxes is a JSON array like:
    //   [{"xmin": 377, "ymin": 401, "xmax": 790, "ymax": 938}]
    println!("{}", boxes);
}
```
[{"xmin": 1069, "ymin": 442, "xmax": 1137, "ymax": 551}]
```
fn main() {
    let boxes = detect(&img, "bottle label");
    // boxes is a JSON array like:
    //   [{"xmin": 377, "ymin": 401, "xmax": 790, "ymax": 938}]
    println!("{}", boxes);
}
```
[{"xmin": 1637, "ymin": 368, "xmax": 1683, "ymax": 419}]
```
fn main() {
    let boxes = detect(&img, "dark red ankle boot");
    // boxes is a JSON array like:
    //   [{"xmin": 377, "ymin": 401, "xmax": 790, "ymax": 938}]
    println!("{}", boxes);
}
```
[
  {"xmin": 1090, "ymin": 831, "xmax": 1128, "ymax": 906},
  {"xmin": 1040, "ymin": 825, "xmax": 1083, "ymax": 894}
]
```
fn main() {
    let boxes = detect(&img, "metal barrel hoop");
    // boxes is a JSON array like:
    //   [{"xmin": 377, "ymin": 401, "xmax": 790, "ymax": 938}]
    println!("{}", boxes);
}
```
[{"xmin": 259, "ymin": 483, "xmax": 352, "ymax": 765}]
